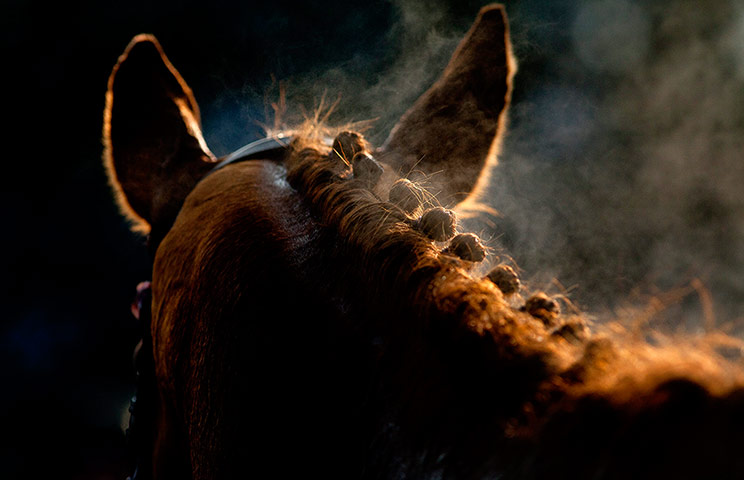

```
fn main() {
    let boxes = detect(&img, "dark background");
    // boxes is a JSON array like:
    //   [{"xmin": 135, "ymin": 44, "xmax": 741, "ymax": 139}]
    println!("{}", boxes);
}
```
[{"xmin": 4, "ymin": 0, "xmax": 744, "ymax": 478}]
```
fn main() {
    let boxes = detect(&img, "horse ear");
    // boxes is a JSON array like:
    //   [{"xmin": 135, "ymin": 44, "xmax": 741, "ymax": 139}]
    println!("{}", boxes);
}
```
[
  {"xmin": 381, "ymin": 4, "xmax": 515, "ymax": 209},
  {"xmin": 103, "ymin": 34, "xmax": 215, "ymax": 237}
]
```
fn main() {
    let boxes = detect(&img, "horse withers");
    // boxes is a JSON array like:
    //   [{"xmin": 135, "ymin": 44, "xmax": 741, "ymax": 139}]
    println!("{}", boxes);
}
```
[{"xmin": 104, "ymin": 4, "xmax": 744, "ymax": 479}]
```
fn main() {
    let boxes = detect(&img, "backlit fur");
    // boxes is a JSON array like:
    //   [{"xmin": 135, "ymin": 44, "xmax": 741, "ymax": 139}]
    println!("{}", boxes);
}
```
[{"xmin": 149, "ymin": 132, "xmax": 744, "ymax": 478}]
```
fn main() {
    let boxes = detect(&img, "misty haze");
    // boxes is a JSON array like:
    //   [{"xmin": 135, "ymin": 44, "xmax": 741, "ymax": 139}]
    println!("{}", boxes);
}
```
[{"xmin": 203, "ymin": 0, "xmax": 744, "ymax": 331}]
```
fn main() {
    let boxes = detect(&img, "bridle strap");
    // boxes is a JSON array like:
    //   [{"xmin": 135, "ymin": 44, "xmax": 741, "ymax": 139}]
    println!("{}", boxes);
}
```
[
  {"xmin": 206, "ymin": 133, "xmax": 293, "ymax": 177},
  {"xmin": 205, "ymin": 133, "xmax": 336, "ymax": 178}
]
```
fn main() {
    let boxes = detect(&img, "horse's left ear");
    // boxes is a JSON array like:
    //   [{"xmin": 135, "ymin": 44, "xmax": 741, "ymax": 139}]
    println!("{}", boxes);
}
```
[
  {"xmin": 103, "ymin": 34, "xmax": 215, "ymax": 238},
  {"xmin": 381, "ymin": 4, "xmax": 515, "ymax": 209}
]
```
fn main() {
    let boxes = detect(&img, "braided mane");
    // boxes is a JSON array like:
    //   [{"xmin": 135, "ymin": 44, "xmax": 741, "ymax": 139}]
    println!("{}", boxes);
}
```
[
  {"xmin": 285, "ymin": 132, "xmax": 552, "ymax": 347},
  {"xmin": 277, "ymin": 131, "xmax": 744, "ymax": 476}
]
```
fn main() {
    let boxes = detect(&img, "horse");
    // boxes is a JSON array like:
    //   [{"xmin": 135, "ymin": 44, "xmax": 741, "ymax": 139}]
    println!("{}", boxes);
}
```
[{"xmin": 104, "ymin": 4, "xmax": 744, "ymax": 479}]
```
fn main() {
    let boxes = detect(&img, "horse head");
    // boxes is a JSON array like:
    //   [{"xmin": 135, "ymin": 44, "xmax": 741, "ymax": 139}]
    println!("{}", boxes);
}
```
[{"xmin": 104, "ymin": 4, "xmax": 744, "ymax": 479}]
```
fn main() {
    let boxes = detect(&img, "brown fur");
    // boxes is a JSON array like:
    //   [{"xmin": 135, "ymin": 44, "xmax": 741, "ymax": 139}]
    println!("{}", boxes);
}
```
[
  {"xmin": 105, "ymin": 5, "xmax": 744, "ymax": 479},
  {"xmin": 146, "ymin": 134, "xmax": 744, "ymax": 479}
]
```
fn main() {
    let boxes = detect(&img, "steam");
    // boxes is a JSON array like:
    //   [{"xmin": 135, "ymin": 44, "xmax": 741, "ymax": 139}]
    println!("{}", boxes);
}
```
[
  {"xmin": 200, "ymin": 0, "xmax": 469, "ymax": 152},
  {"xmin": 489, "ymin": 0, "xmax": 744, "ymax": 327},
  {"xmin": 203, "ymin": 0, "xmax": 744, "ymax": 328},
  {"xmin": 572, "ymin": 0, "xmax": 651, "ymax": 74},
  {"xmin": 276, "ymin": 0, "xmax": 465, "ymax": 144}
]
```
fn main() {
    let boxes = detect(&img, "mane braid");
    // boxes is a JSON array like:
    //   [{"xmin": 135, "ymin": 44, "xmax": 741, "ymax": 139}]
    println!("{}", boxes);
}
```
[
  {"xmin": 285, "ymin": 139, "xmax": 554, "ymax": 354},
  {"xmin": 284, "ymin": 138, "xmax": 563, "ymax": 432},
  {"xmin": 282, "ymin": 136, "xmax": 744, "ymax": 477}
]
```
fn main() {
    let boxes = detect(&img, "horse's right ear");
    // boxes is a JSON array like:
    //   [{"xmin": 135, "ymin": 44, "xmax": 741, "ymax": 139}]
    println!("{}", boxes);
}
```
[{"xmin": 103, "ymin": 34, "xmax": 215, "ymax": 237}]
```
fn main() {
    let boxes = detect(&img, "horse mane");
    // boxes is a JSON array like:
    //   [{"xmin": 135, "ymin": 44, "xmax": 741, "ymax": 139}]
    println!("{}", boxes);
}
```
[
  {"xmin": 285, "ymin": 129, "xmax": 549, "ymax": 347},
  {"xmin": 142, "ymin": 123, "xmax": 744, "ymax": 478},
  {"xmin": 282, "ymin": 130, "xmax": 744, "ymax": 467}
]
